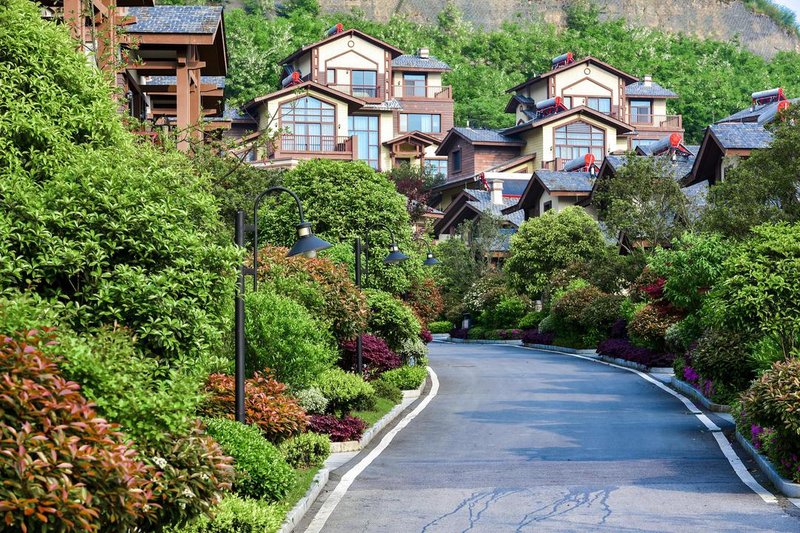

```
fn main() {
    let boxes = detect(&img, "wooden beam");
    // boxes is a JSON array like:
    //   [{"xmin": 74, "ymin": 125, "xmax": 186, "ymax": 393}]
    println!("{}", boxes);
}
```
[{"xmin": 176, "ymin": 49, "xmax": 191, "ymax": 152}]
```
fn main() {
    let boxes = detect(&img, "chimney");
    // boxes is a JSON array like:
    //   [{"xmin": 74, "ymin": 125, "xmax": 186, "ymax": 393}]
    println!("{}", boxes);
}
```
[
  {"xmin": 643, "ymin": 75, "xmax": 652, "ymax": 87},
  {"xmin": 418, "ymin": 47, "xmax": 430, "ymax": 59},
  {"xmin": 490, "ymin": 179, "xmax": 504, "ymax": 205}
]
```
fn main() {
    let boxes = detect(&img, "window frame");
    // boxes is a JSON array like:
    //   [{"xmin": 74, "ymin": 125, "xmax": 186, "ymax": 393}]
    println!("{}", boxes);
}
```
[
  {"xmin": 399, "ymin": 113, "xmax": 442, "ymax": 133},
  {"xmin": 629, "ymin": 99, "xmax": 653, "ymax": 125},
  {"xmin": 403, "ymin": 73, "xmax": 427, "ymax": 97},
  {"xmin": 451, "ymin": 149, "xmax": 462, "ymax": 174},
  {"xmin": 351, "ymin": 70, "xmax": 378, "ymax": 98},
  {"xmin": 553, "ymin": 120, "xmax": 606, "ymax": 164}
]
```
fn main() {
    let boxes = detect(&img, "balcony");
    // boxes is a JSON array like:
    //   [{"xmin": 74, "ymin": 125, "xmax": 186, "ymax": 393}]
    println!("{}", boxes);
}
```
[
  {"xmin": 624, "ymin": 114, "xmax": 683, "ymax": 130},
  {"xmin": 392, "ymin": 85, "xmax": 452, "ymax": 100},
  {"xmin": 268, "ymin": 134, "xmax": 356, "ymax": 161},
  {"xmin": 325, "ymin": 84, "xmax": 384, "ymax": 101}
]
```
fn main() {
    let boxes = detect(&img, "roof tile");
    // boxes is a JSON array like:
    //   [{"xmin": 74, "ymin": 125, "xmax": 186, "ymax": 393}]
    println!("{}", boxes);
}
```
[
  {"xmin": 125, "ymin": 6, "xmax": 222, "ymax": 35},
  {"xmin": 392, "ymin": 54, "xmax": 451, "ymax": 70}
]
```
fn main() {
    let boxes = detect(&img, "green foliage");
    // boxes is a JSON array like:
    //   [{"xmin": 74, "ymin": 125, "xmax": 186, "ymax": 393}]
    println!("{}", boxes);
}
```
[
  {"xmin": 649, "ymin": 232, "xmax": 729, "ymax": 313},
  {"xmin": 396, "ymin": 336, "xmax": 428, "ymax": 365},
  {"xmin": 518, "ymin": 311, "xmax": 547, "ymax": 330},
  {"xmin": 203, "ymin": 418, "xmax": 294, "ymax": 501},
  {"xmin": 506, "ymin": 207, "xmax": 605, "ymax": 296},
  {"xmin": 742, "ymin": 358, "xmax": 800, "ymax": 440},
  {"xmin": 433, "ymin": 238, "xmax": 486, "ymax": 321},
  {"xmin": 169, "ymin": 494, "xmax": 285, "ymax": 533},
  {"xmin": 244, "ymin": 289, "xmax": 337, "ymax": 386},
  {"xmin": 279, "ymin": 432, "xmax": 331, "ymax": 468},
  {"xmin": 627, "ymin": 304, "xmax": 680, "ymax": 351},
  {"xmin": 365, "ymin": 289, "xmax": 422, "ymax": 351},
  {"xmin": 548, "ymin": 284, "xmax": 621, "ymax": 345},
  {"xmin": 691, "ymin": 329, "xmax": 756, "ymax": 393},
  {"xmin": 742, "ymin": 0, "xmax": 798, "ymax": 34},
  {"xmin": 479, "ymin": 295, "xmax": 529, "ymax": 329},
  {"xmin": 429, "ymin": 320, "xmax": 454, "ymax": 334},
  {"xmin": 313, "ymin": 368, "xmax": 376, "ymax": 416},
  {"xmin": 664, "ymin": 315, "xmax": 702, "ymax": 353},
  {"xmin": 551, "ymin": 247, "xmax": 646, "ymax": 295},
  {"xmin": 380, "ymin": 366, "xmax": 428, "ymax": 390},
  {"xmin": 703, "ymin": 222, "xmax": 800, "ymax": 359},
  {"xmin": 538, "ymin": 314, "xmax": 557, "ymax": 334},
  {"xmin": 294, "ymin": 387, "xmax": 329, "ymax": 415},
  {"xmin": 372, "ymin": 378, "xmax": 403, "ymax": 403},
  {"xmin": 748, "ymin": 334, "xmax": 788, "ymax": 375}
]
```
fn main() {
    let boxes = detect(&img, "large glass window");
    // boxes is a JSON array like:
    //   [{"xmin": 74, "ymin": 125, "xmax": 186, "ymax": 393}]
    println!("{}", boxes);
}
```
[
  {"xmin": 280, "ymin": 96, "xmax": 336, "ymax": 151},
  {"xmin": 348, "ymin": 115, "xmax": 380, "ymax": 170},
  {"xmin": 400, "ymin": 113, "xmax": 441, "ymax": 133},
  {"xmin": 403, "ymin": 73, "xmax": 426, "ymax": 97},
  {"xmin": 630, "ymin": 99, "xmax": 652, "ymax": 124},
  {"xmin": 555, "ymin": 121, "xmax": 605, "ymax": 162},
  {"xmin": 351, "ymin": 70, "xmax": 377, "ymax": 98},
  {"xmin": 587, "ymin": 97, "xmax": 611, "ymax": 114},
  {"xmin": 425, "ymin": 159, "xmax": 447, "ymax": 180}
]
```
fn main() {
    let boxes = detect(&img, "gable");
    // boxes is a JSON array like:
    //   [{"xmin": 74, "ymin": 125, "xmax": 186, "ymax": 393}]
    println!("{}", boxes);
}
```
[{"xmin": 562, "ymin": 77, "xmax": 613, "ymax": 97}]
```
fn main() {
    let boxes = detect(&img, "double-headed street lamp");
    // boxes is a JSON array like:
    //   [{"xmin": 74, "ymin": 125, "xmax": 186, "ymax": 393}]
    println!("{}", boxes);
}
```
[{"xmin": 234, "ymin": 186, "xmax": 331, "ymax": 423}]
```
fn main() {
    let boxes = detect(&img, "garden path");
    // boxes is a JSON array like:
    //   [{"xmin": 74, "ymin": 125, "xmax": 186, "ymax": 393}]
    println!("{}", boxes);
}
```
[{"xmin": 301, "ymin": 342, "xmax": 800, "ymax": 532}]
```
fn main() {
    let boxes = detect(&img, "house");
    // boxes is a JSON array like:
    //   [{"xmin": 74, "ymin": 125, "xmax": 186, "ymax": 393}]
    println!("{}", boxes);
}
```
[
  {"xmin": 685, "ymin": 88, "xmax": 795, "ymax": 187},
  {"xmin": 236, "ymin": 27, "xmax": 453, "ymax": 172}
]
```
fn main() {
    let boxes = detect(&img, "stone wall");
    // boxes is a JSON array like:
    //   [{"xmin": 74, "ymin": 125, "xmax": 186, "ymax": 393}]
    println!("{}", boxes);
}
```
[{"xmin": 319, "ymin": 0, "xmax": 800, "ymax": 58}]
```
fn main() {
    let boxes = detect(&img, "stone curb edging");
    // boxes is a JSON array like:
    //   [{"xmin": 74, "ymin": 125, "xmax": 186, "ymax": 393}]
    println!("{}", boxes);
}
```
[
  {"xmin": 736, "ymin": 430, "xmax": 800, "ymax": 498},
  {"xmin": 670, "ymin": 377, "xmax": 732, "ymax": 413},
  {"xmin": 522, "ymin": 343, "xmax": 598, "ymax": 355},
  {"xmin": 448, "ymin": 337, "xmax": 523, "ymax": 345},
  {"xmin": 521, "ymin": 344, "xmax": 673, "ymax": 375},
  {"xmin": 278, "ymin": 468, "xmax": 330, "ymax": 533}
]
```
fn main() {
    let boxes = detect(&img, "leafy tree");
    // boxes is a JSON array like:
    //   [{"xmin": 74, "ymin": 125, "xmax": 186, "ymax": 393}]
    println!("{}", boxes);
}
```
[
  {"xmin": 702, "ymin": 106, "xmax": 800, "ymax": 238},
  {"xmin": 594, "ymin": 154, "xmax": 690, "ymax": 253},
  {"xmin": 385, "ymin": 163, "xmax": 445, "ymax": 220},
  {"xmin": 505, "ymin": 207, "xmax": 605, "ymax": 296}
]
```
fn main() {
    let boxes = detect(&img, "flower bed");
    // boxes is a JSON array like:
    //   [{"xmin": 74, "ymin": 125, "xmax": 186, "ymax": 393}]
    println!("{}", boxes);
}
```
[
  {"xmin": 521, "ymin": 329, "xmax": 554, "ymax": 345},
  {"xmin": 596, "ymin": 338, "xmax": 676, "ymax": 368}
]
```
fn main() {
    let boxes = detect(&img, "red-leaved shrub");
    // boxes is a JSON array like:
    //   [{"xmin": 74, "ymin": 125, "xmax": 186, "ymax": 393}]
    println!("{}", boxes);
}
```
[
  {"xmin": 522, "ymin": 330, "xmax": 555, "ymax": 345},
  {"xmin": 308, "ymin": 415, "xmax": 366, "ymax": 442},
  {"xmin": 340, "ymin": 334, "xmax": 401, "ymax": 379},
  {"xmin": 200, "ymin": 371, "xmax": 308, "ymax": 442},
  {"xmin": 0, "ymin": 331, "xmax": 153, "ymax": 531},
  {"xmin": 420, "ymin": 329, "xmax": 433, "ymax": 344},
  {"xmin": 404, "ymin": 277, "xmax": 444, "ymax": 328}
]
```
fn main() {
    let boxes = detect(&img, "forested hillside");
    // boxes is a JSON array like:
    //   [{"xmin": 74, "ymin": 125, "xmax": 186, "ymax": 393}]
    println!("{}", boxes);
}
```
[{"xmin": 225, "ymin": 1, "xmax": 800, "ymax": 141}]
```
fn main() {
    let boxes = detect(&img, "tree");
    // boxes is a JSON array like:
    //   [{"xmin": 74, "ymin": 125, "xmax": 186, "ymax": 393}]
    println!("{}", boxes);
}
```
[
  {"xmin": 594, "ymin": 154, "xmax": 691, "ymax": 253},
  {"xmin": 384, "ymin": 163, "xmax": 444, "ymax": 220},
  {"xmin": 701, "ymin": 107, "xmax": 800, "ymax": 239},
  {"xmin": 505, "ymin": 207, "xmax": 605, "ymax": 296}
]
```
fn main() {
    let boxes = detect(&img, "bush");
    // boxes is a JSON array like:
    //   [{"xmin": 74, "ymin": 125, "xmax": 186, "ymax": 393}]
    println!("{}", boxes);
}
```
[
  {"xmin": 201, "ymin": 372, "xmax": 308, "ymax": 443},
  {"xmin": 450, "ymin": 327, "xmax": 468, "ymax": 339},
  {"xmin": 420, "ymin": 329, "xmax": 433, "ymax": 344},
  {"xmin": 0, "ymin": 332, "xmax": 153, "ymax": 531},
  {"xmin": 691, "ymin": 329, "xmax": 756, "ymax": 393},
  {"xmin": 518, "ymin": 311, "xmax": 547, "ymax": 330},
  {"xmin": 294, "ymin": 387, "xmax": 329, "ymax": 415},
  {"xmin": 340, "ymin": 334, "xmax": 401, "ymax": 379},
  {"xmin": 467, "ymin": 326, "xmax": 487, "ymax": 340},
  {"xmin": 380, "ymin": 366, "xmax": 428, "ymax": 390},
  {"xmin": 308, "ymin": 415, "xmax": 367, "ymax": 442},
  {"xmin": 538, "ymin": 314, "xmax": 557, "ymax": 333},
  {"xmin": 429, "ymin": 320, "xmax": 453, "ymax": 334},
  {"xmin": 245, "ymin": 289, "xmax": 337, "ymax": 386},
  {"xmin": 610, "ymin": 318, "xmax": 628, "ymax": 339},
  {"xmin": 627, "ymin": 304, "xmax": 681, "ymax": 351},
  {"xmin": 372, "ymin": 379, "xmax": 403, "ymax": 403},
  {"xmin": 404, "ymin": 277, "xmax": 444, "ymax": 328},
  {"xmin": 365, "ymin": 289, "xmax": 422, "ymax": 351},
  {"xmin": 170, "ymin": 495, "xmax": 285, "ymax": 533},
  {"xmin": 479, "ymin": 295, "xmax": 529, "ymax": 329},
  {"xmin": 279, "ymin": 432, "xmax": 331, "ymax": 468},
  {"xmin": 313, "ymin": 368, "xmax": 376, "ymax": 416},
  {"xmin": 497, "ymin": 329, "xmax": 524, "ymax": 340},
  {"xmin": 203, "ymin": 418, "xmax": 294, "ymax": 501},
  {"xmin": 522, "ymin": 329, "xmax": 555, "ymax": 345},
  {"xmin": 396, "ymin": 336, "xmax": 428, "ymax": 365},
  {"xmin": 597, "ymin": 338, "xmax": 676, "ymax": 368},
  {"xmin": 551, "ymin": 285, "xmax": 604, "ymax": 327},
  {"xmin": 254, "ymin": 246, "xmax": 367, "ymax": 341},
  {"xmin": 748, "ymin": 335, "xmax": 787, "ymax": 376},
  {"xmin": 582, "ymin": 293, "xmax": 624, "ymax": 332}
]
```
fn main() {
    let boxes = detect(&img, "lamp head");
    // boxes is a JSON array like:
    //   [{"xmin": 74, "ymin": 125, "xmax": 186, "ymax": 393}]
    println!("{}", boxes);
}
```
[
  {"xmin": 383, "ymin": 243, "xmax": 409, "ymax": 264},
  {"xmin": 287, "ymin": 222, "xmax": 332, "ymax": 257},
  {"xmin": 423, "ymin": 252, "xmax": 440, "ymax": 266}
]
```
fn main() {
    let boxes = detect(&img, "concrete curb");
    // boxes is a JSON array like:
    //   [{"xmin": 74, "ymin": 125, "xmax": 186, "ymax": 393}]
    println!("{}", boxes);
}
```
[
  {"xmin": 670, "ymin": 377, "xmax": 732, "ymax": 413},
  {"xmin": 521, "ymin": 344, "xmax": 674, "ymax": 375},
  {"xmin": 736, "ymin": 431, "xmax": 800, "ymax": 497},
  {"xmin": 448, "ymin": 337, "xmax": 523, "ymax": 345},
  {"xmin": 522, "ymin": 343, "xmax": 597, "ymax": 355},
  {"xmin": 278, "ymin": 468, "xmax": 330, "ymax": 533}
]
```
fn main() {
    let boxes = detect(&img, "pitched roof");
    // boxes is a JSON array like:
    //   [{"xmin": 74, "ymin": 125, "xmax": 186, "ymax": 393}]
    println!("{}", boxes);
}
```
[
  {"xmin": 279, "ymin": 29, "xmax": 404, "ymax": 65},
  {"xmin": 222, "ymin": 105, "xmax": 257, "ymax": 122},
  {"xmin": 362, "ymin": 99, "xmax": 403, "ymax": 111},
  {"xmin": 383, "ymin": 131, "xmax": 441, "ymax": 146},
  {"xmin": 682, "ymin": 181, "xmax": 708, "ymax": 222},
  {"xmin": 453, "ymin": 127, "xmax": 523, "ymax": 144},
  {"xmin": 506, "ymin": 56, "xmax": 639, "ymax": 94},
  {"xmin": 709, "ymin": 123, "xmax": 773, "ymax": 150},
  {"xmin": 145, "ymin": 75, "xmax": 225, "ymax": 88},
  {"xmin": 625, "ymin": 81, "xmax": 678, "ymax": 98},
  {"xmin": 716, "ymin": 98, "xmax": 799, "ymax": 124},
  {"xmin": 464, "ymin": 190, "xmax": 525, "ymax": 227},
  {"xmin": 502, "ymin": 105, "xmax": 635, "ymax": 135},
  {"xmin": 429, "ymin": 155, "xmax": 537, "ymax": 194},
  {"xmin": 241, "ymin": 81, "xmax": 366, "ymax": 112},
  {"xmin": 601, "ymin": 153, "xmax": 695, "ymax": 181},
  {"xmin": 504, "ymin": 94, "xmax": 536, "ymax": 113},
  {"xmin": 535, "ymin": 170, "xmax": 594, "ymax": 193},
  {"xmin": 125, "ymin": 6, "xmax": 222, "ymax": 34},
  {"xmin": 392, "ymin": 54, "xmax": 451, "ymax": 70}
]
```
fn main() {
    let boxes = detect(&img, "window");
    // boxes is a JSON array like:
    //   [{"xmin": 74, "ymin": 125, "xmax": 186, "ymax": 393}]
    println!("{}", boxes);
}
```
[
  {"xmin": 348, "ymin": 115, "xmax": 380, "ymax": 170},
  {"xmin": 403, "ymin": 73, "xmax": 426, "ymax": 97},
  {"xmin": 632, "ymin": 138, "xmax": 657, "ymax": 149},
  {"xmin": 351, "ymin": 70, "xmax": 377, "ymax": 98},
  {"xmin": 630, "ymin": 99, "xmax": 652, "ymax": 124},
  {"xmin": 280, "ymin": 96, "xmax": 336, "ymax": 151},
  {"xmin": 554, "ymin": 121, "xmax": 605, "ymax": 162},
  {"xmin": 400, "ymin": 113, "xmax": 441, "ymax": 133},
  {"xmin": 425, "ymin": 159, "xmax": 447, "ymax": 180},
  {"xmin": 326, "ymin": 69, "xmax": 336, "ymax": 84},
  {"xmin": 451, "ymin": 149, "xmax": 462, "ymax": 173},
  {"xmin": 562, "ymin": 96, "xmax": 572, "ymax": 109},
  {"xmin": 587, "ymin": 97, "xmax": 611, "ymax": 114},
  {"xmin": 543, "ymin": 200, "xmax": 552, "ymax": 212}
]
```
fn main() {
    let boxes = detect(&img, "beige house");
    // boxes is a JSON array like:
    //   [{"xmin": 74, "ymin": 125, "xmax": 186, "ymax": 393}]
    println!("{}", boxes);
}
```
[{"xmin": 238, "ymin": 28, "xmax": 453, "ymax": 173}]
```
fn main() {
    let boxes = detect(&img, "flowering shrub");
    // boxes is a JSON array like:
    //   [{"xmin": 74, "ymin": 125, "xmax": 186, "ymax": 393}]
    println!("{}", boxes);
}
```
[
  {"xmin": 0, "ymin": 332, "xmax": 153, "ymax": 532},
  {"xmin": 420, "ymin": 329, "xmax": 433, "ymax": 344},
  {"xmin": 308, "ymin": 415, "xmax": 367, "ymax": 442},
  {"xmin": 627, "ymin": 304, "xmax": 681, "ymax": 351},
  {"xmin": 201, "ymin": 372, "xmax": 308, "ymax": 443},
  {"xmin": 450, "ymin": 327, "xmax": 468, "ymax": 339},
  {"xmin": 341, "ymin": 334, "xmax": 401, "ymax": 378},
  {"xmin": 597, "ymin": 338, "xmax": 676, "ymax": 368},
  {"xmin": 497, "ymin": 329, "xmax": 524, "ymax": 340},
  {"xmin": 522, "ymin": 329, "xmax": 555, "ymax": 345},
  {"xmin": 313, "ymin": 368, "xmax": 376, "ymax": 416},
  {"xmin": 295, "ymin": 387, "xmax": 329, "ymax": 415}
]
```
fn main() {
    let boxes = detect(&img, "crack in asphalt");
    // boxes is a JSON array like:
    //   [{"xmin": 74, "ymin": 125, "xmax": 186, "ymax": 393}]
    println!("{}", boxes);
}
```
[
  {"xmin": 420, "ymin": 488, "xmax": 522, "ymax": 533},
  {"xmin": 515, "ymin": 487, "xmax": 616, "ymax": 531}
]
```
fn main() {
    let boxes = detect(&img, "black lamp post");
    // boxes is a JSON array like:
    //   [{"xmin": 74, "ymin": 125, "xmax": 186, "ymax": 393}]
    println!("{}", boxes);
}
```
[{"xmin": 234, "ymin": 186, "xmax": 331, "ymax": 423}]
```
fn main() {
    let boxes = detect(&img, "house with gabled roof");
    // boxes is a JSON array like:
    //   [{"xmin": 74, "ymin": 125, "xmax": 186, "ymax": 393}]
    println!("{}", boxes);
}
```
[{"xmin": 234, "ymin": 26, "xmax": 453, "ymax": 172}]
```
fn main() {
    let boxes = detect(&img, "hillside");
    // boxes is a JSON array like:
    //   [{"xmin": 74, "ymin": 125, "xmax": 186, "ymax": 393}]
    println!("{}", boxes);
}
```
[{"xmin": 317, "ymin": 0, "xmax": 800, "ymax": 58}]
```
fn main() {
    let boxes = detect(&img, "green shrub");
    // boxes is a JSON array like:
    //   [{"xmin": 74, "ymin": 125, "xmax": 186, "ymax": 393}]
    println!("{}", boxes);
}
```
[
  {"xmin": 538, "ymin": 314, "xmax": 557, "ymax": 333},
  {"xmin": 373, "ymin": 379, "xmax": 403, "ymax": 403},
  {"xmin": 396, "ymin": 336, "xmax": 428, "ymax": 365},
  {"xmin": 518, "ymin": 311, "xmax": 547, "ymax": 330},
  {"xmin": 168, "ymin": 495, "xmax": 285, "ymax": 533},
  {"xmin": 295, "ymin": 387, "xmax": 329, "ymax": 415},
  {"xmin": 748, "ymin": 335, "xmax": 787, "ymax": 376},
  {"xmin": 479, "ymin": 295, "xmax": 529, "ymax": 329},
  {"xmin": 314, "ymin": 367, "xmax": 375, "ymax": 416},
  {"xmin": 551, "ymin": 285, "xmax": 604, "ymax": 327},
  {"xmin": 627, "ymin": 304, "xmax": 680, "ymax": 351},
  {"xmin": 380, "ymin": 366, "xmax": 427, "ymax": 390},
  {"xmin": 279, "ymin": 432, "xmax": 331, "ymax": 468},
  {"xmin": 664, "ymin": 315, "xmax": 703, "ymax": 353},
  {"xmin": 429, "ymin": 320, "xmax": 454, "ymax": 334},
  {"xmin": 245, "ymin": 289, "xmax": 337, "ymax": 386},
  {"xmin": 467, "ymin": 326, "xmax": 487, "ymax": 339},
  {"xmin": 742, "ymin": 358, "xmax": 800, "ymax": 443},
  {"xmin": 692, "ymin": 329, "xmax": 756, "ymax": 393},
  {"xmin": 203, "ymin": 418, "xmax": 294, "ymax": 501},
  {"xmin": 581, "ymin": 293, "xmax": 624, "ymax": 332},
  {"xmin": 365, "ymin": 289, "xmax": 422, "ymax": 350}
]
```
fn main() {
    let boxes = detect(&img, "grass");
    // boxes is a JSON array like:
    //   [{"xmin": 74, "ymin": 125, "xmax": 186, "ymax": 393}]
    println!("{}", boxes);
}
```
[
  {"xmin": 282, "ymin": 466, "xmax": 320, "ymax": 509},
  {"xmin": 352, "ymin": 396, "xmax": 398, "ymax": 427}
]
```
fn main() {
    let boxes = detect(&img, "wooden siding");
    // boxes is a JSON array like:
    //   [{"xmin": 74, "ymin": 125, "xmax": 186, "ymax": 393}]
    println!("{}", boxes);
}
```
[
  {"xmin": 445, "ymin": 143, "xmax": 522, "ymax": 180},
  {"xmin": 392, "ymin": 99, "xmax": 454, "ymax": 138}
]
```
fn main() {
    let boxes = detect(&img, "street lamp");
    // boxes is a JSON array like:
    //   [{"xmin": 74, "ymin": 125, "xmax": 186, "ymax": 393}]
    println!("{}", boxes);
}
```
[
  {"xmin": 419, "ymin": 238, "xmax": 440, "ymax": 266},
  {"xmin": 234, "ymin": 186, "xmax": 331, "ymax": 423}
]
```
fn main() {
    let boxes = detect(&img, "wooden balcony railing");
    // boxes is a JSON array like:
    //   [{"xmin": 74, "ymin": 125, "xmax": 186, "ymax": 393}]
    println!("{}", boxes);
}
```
[
  {"xmin": 392, "ymin": 85, "xmax": 452, "ymax": 100},
  {"xmin": 624, "ymin": 114, "xmax": 683, "ymax": 130},
  {"xmin": 270, "ymin": 134, "xmax": 356, "ymax": 160},
  {"xmin": 325, "ymin": 84, "xmax": 384, "ymax": 99}
]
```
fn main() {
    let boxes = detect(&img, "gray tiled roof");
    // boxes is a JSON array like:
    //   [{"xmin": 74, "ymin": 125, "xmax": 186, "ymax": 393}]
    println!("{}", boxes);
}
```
[
  {"xmin": 125, "ymin": 6, "xmax": 222, "ymax": 34},
  {"xmin": 501, "ymin": 180, "xmax": 529, "ymax": 196},
  {"xmin": 535, "ymin": 171, "xmax": 594, "ymax": 193},
  {"xmin": 716, "ymin": 98, "xmax": 799, "ymax": 124},
  {"xmin": 603, "ymin": 153, "xmax": 695, "ymax": 181},
  {"xmin": 392, "ymin": 55, "xmax": 451, "ymax": 70},
  {"xmin": 682, "ymin": 181, "xmax": 708, "ymax": 222},
  {"xmin": 144, "ymin": 75, "xmax": 225, "ymax": 88},
  {"xmin": 512, "ymin": 94, "xmax": 536, "ymax": 106},
  {"xmin": 625, "ymin": 81, "xmax": 678, "ymax": 98},
  {"xmin": 454, "ymin": 127, "xmax": 521, "ymax": 144},
  {"xmin": 222, "ymin": 105, "xmax": 257, "ymax": 122},
  {"xmin": 710, "ymin": 123, "xmax": 773, "ymax": 150},
  {"xmin": 466, "ymin": 190, "xmax": 525, "ymax": 228}
]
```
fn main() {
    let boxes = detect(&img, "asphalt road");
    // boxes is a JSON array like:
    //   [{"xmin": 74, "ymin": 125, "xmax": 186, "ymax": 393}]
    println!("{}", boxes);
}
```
[{"xmin": 303, "ymin": 342, "xmax": 800, "ymax": 532}]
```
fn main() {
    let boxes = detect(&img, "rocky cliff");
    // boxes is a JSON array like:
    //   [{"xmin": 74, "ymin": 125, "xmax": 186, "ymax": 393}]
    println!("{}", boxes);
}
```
[{"xmin": 319, "ymin": 0, "xmax": 800, "ymax": 58}]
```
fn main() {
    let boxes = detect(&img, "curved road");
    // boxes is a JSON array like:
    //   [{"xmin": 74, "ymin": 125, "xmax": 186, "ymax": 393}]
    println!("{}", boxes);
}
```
[{"xmin": 303, "ymin": 342, "xmax": 800, "ymax": 532}]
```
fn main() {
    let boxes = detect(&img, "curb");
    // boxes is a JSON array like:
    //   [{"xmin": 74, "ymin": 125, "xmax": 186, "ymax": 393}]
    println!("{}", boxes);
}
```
[
  {"xmin": 278, "ymin": 468, "xmax": 330, "ymax": 533},
  {"xmin": 522, "ymin": 343, "xmax": 597, "ymax": 355},
  {"xmin": 736, "ymin": 431, "xmax": 800, "ymax": 497},
  {"xmin": 448, "ymin": 337, "xmax": 522, "ymax": 345},
  {"xmin": 522, "ymin": 344, "xmax": 674, "ymax": 375},
  {"xmin": 670, "ymin": 377, "xmax": 732, "ymax": 413}
]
